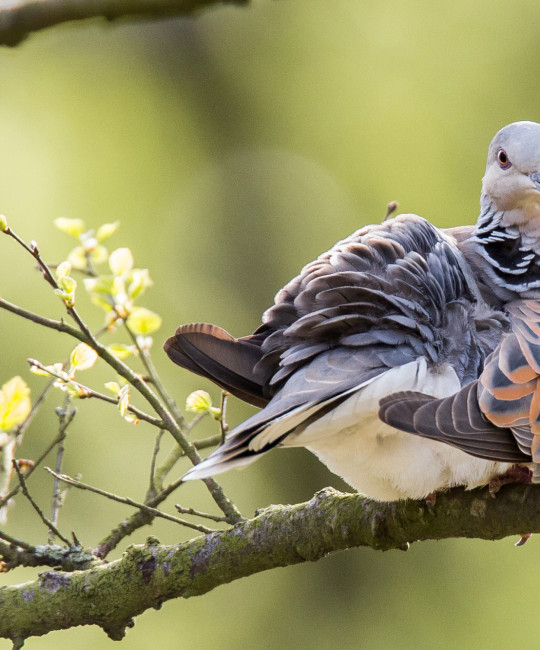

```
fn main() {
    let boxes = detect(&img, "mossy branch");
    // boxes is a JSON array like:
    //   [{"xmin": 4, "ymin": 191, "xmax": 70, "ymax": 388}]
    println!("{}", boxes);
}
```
[
  {"xmin": 0, "ymin": 0, "xmax": 251, "ymax": 47},
  {"xmin": 1, "ymin": 483, "xmax": 539, "ymax": 642}
]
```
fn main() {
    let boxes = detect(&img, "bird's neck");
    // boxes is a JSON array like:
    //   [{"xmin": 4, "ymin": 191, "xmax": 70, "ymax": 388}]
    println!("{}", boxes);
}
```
[{"xmin": 472, "ymin": 195, "xmax": 540, "ymax": 297}]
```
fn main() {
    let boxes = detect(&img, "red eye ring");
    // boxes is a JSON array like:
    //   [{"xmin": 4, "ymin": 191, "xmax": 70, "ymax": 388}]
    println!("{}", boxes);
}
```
[{"xmin": 497, "ymin": 148, "xmax": 512, "ymax": 169}]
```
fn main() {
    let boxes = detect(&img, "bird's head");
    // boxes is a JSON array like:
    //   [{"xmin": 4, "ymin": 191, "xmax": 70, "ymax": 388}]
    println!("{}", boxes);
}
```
[
  {"xmin": 470, "ymin": 121, "xmax": 540, "ymax": 299},
  {"xmin": 482, "ymin": 121, "xmax": 540, "ymax": 235}
]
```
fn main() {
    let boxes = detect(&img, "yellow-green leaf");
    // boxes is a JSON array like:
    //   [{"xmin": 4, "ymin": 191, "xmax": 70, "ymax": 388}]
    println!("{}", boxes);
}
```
[
  {"xmin": 89, "ymin": 294, "xmax": 114, "ymax": 312},
  {"xmin": 55, "ymin": 261, "xmax": 72, "ymax": 280},
  {"xmin": 0, "ymin": 376, "xmax": 31, "ymax": 432},
  {"xmin": 104, "ymin": 381, "xmax": 120, "ymax": 395},
  {"xmin": 96, "ymin": 221, "xmax": 120, "ymax": 242},
  {"xmin": 89, "ymin": 245, "xmax": 108, "ymax": 265},
  {"xmin": 58, "ymin": 275, "xmax": 77, "ymax": 295},
  {"xmin": 107, "ymin": 343, "xmax": 134, "ymax": 360},
  {"xmin": 83, "ymin": 276, "xmax": 116, "ymax": 295},
  {"xmin": 126, "ymin": 308, "xmax": 162, "ymax": 335},
  {"xmin": 128, "ymin": 269, "xmax": 152, "ymax": 299},
  {"xmin": 185, "ymin": 390, "xmax": 212, "ymax": 413},
  {"xmin": 54, "ymin": 218, "xmax": 85, "ymax": 238},
  {"xmin": 30, "ymin": 362, "xmax": 65, "ymax": 378},
  {"xmin": 70, "ymin": 343, "xmax": 98, "ymax": 371},
  {"xmin": 67, "ymin": 246, "xmax": 88, "ymax": 270},
  {"xmin": 109, "ymin": 248, "xmax": 134, "ymax": 275}
]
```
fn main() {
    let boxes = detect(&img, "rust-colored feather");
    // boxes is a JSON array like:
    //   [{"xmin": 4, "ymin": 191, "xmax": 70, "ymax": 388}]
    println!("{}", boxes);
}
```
[{"xmin": 164, "ymin": 323, "xmax": 268, "ymax": 407}]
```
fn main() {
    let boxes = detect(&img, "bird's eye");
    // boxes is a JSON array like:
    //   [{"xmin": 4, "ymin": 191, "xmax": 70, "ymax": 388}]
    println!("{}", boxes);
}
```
[{"xmin": 497, "ymin": 148, "xmax": 512, "ymax": 169}]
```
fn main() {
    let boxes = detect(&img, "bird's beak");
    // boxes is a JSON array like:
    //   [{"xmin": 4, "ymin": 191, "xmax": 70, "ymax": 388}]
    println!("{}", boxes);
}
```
[{"xmin": 529, "ymin": 172, "xmax": 540, "ymax": 191}]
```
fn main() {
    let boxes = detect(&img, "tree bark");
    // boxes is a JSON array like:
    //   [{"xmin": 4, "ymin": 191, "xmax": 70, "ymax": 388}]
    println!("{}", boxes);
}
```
[
  {"xmin": 1, "ymin": 483, "xmax": 538, "ymax": 643},
  {"xmin": 0, "ymin": 0, "xmax": 251, "ymax": 47}
]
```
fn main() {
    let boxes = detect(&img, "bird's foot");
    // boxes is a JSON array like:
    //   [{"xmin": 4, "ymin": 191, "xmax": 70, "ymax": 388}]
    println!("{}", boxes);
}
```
[
  {"xmin": 424, "ymin": 491, "xmax": 437, "ymax": 512},
  {"xmin": 488, "ymin": 465, "xmax": 533, "ymax": 498},
  {"xmin": 488, "ymin": 467, "xmax": 534, "ymax": 546},
  {"xmin": 515, "ymin": 533, "xmax": 532, "ymax": 547}
]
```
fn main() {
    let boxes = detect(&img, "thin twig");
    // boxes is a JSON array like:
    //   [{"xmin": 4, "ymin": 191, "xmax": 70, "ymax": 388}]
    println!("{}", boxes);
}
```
[
  {"xmin": 153, "ymin": 444, "xmax": 184, "ymax": 492},
  {"xmin": 20, "ymin": 233, "xmax": 94, "ymax": 337},
  {"xmin": 3, "ymin": 226, "xmax": 242, "ymax": 523},
  {"xmin": 12, "ymin": 376, "xmax": 55, "ymax": 439},
  {"xmin": 12, "ymin": 462, "xmax": 71, "ymax": 545},
  {"xmin": 83, "ymin": 250, "xmax": 98, "ymax": 278},
  {"xmin": 27, "ymin": 358, "xmax": 164, "ymax": 428},
  {"xmin": 0, "ymin": 408, "xmax": 87, "ymax": 511},
  {"xmin": 0, "ymin": 297, "xmax": 84, "ymax": 337},
  {"xmin": 219, "ymin": 391, "xmax": 229, "ymax": 444},
  {"xmin": 152, "ymin": 432, "xmax": 221, "ymax": 492},
  {"xmin": 162, "ymin": 475, "xmax": 185, "ymax": 497},
  {"xmin": 186, "ymin": 411, "xmax": 209, "ymax": 433},
  {"xmin": 4, "ymin": 229, "xmax": 56, "ymax": 286},
  {"xmin": 95, "ymin": 442, "xmax": 230, "ymax": 560},
  {"xmin": 155, "ymin": 435, "xmax": 222, "ymax": 491},
  {"xmin": 147, "ymin": 430, "xmax": 164, "ymax": 498},
  {"xmin": 12, "ymin": 319, "xmax": 113, "ymax": 443},
  {"xmin": 175, "ymin": 505, "xmax": 227, "ymax": 522},
  {"xmin": 45, "ymin": 468, "xmax": 215, "ymax": 535},
  {"xmin": 0, "ymin": 529, "xmax": 34, "ymax": 551},
  {"xmin": 193, "ymin": 434, "xmax": 222, "ymax": 450},
  {"xmin": 49, "ymin": 398, "xmax": 75, "ymax": 542},
  {"xmin": 123, "ymin": 321, "xmax": 186, "ymax": 426}
]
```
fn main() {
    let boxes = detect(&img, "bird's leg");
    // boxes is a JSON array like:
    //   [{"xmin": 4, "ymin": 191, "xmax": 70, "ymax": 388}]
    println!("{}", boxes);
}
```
[
  {"xmin": 488, "ymin": 465, "xmax": 533, "ymax": 497},
  {"xmin": 488, "ymin": 466, "xmax": 534, "ymax": 546},
  {"xmin": 424, "ymin": 490, "xmax": 437, "ymax": 512},
  {"xmin": 515, "ymin": 533, "xmax": 532, "ymax": 547}
]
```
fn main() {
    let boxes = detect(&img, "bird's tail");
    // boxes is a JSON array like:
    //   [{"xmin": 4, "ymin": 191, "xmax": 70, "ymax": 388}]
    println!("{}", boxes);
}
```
[{"xmin": 164, "ymin": 323, "xmax": 269, "ymax": 407}]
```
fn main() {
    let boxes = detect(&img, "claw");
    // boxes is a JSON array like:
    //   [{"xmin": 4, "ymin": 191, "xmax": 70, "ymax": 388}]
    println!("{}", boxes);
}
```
[
  {"xmin": 424, "ymin": 491, "xmax": 437, "ymax": 512},
  {"xmin": 489, "ymin": 465, "xmax": 533, "ymax": 497},
  {"xmin": 515, "ymin": 533, "xmax": 532, "ymax": 547}
]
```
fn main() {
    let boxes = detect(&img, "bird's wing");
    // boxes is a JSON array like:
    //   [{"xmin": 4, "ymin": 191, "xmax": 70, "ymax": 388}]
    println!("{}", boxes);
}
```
[
  {"xmin": 180, "ymin": 215, "xmax": 508, "ymax": 481},
  {"xmin": 378, "ymin": 299, "xmax": 540, "ymax": 471},
  {"xmin": 165, "ymin": 215, "xmax": 499, "ymax": 407}
]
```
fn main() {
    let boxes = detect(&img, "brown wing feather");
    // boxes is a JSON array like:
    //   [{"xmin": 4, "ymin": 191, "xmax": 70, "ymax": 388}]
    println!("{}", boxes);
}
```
[
  {"xmin": 378, "ymin": 387, "xmax": 529, "ymax": 462},
  {"xmin": 164, "ymin": 323, "xmax": 269, "ymax": 407},
  {"xmin": 378, "ymin": 298, "xmax": 540, "ymax": 467}
]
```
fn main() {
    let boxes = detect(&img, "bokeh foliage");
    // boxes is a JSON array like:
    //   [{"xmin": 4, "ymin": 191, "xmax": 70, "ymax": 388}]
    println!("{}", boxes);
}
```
[{"xmin": 0, "ymin": 1, "xmax": 539, "ymax": 647}]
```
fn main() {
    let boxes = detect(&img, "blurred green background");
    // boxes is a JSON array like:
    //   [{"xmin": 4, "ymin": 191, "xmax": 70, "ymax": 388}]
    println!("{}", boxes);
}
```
[{"xmin": 0, "ymin": 0, "xmax": 539, "ymax": 647}]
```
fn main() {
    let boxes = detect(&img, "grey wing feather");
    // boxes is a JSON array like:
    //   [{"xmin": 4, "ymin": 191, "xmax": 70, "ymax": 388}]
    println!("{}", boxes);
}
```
[
  {"xmin": 379, "ymin": 298, "xmax": 540, "ymax": 470},
  {"xmin": 178, "ymin": 214, "xmax": 508, "ymax": 481},
  {"xmin": 183, "ymin": 348, "xmax": 389, "ymax": 479}
]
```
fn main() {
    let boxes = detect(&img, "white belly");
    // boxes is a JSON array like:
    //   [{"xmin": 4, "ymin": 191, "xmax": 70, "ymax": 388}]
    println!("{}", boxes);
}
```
[{"xmin": 284, "ymin": 358, "xmax": 511, "ymax": 500}]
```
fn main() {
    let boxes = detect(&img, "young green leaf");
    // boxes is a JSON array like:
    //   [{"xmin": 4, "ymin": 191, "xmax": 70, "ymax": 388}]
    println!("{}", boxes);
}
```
[
  {"xmin": 70, "ymin": 343, "xmax": 98, "ymax": 372},
  {"xmin": 109, "ymin": 248, "xmax": 134, "ymax": 275},
  {"xmin": 54, "ymin": 217, "xmax": 86, "ymax": 238},
  {"xmin": 126, "ymin": 308, "xmax": 162, "ymax": 335},
  {"xmin": 0, "ymin": 376, "xmax": 31, "ymax": 432}
]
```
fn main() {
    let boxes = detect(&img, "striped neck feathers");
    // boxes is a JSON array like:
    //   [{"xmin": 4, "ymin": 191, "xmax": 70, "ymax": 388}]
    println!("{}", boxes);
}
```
[{"xmin": 473, "ymin": 197, "xmax": 540, "ymax": 294}]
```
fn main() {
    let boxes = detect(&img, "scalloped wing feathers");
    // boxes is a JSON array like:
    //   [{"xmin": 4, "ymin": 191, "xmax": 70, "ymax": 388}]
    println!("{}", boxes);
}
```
[
  {"xmin": 170, "ymin": 215, "xmax": 509, "ymax": 489},
  {"xmin": 379, "ymin": 299, "xmax": 540, "ymax": 475}
]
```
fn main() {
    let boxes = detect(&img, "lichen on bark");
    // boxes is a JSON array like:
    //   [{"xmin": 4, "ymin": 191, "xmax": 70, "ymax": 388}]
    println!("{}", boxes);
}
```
[{"xmin": 1, "ymin": 483, "xmax": 539, "ymax": 643}]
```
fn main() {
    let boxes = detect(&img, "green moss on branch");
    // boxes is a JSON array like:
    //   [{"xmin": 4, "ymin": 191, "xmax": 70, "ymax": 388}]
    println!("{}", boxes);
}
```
[{"xmin": 1, "ymin": 483, "xmax": 539, "ymax": 642}]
